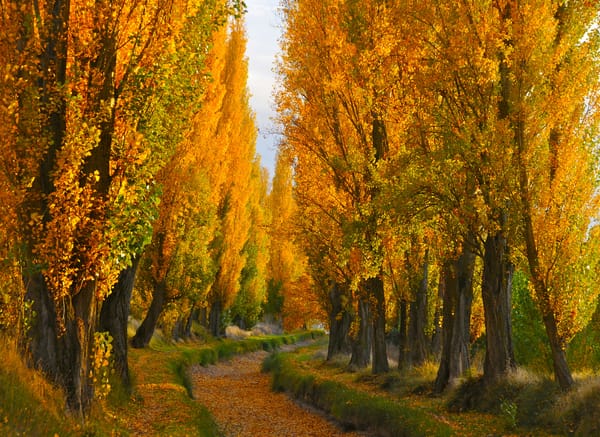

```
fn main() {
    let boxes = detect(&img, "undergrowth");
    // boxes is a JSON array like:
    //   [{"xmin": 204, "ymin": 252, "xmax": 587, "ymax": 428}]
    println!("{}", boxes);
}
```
[
  {"xmin": 448, "ymin": 368, "xmax": 600, "ymax": 435},
  {"xmin": 263, "ymin": 352, "xmax": 453, "ymax": 437},
  {"xmin": 0, "ymin": 329, "xmax": 323, "ymax": 435},
  {"xmin": 0, "ymin": 337, "xmax": 75, "ymax": 436}
]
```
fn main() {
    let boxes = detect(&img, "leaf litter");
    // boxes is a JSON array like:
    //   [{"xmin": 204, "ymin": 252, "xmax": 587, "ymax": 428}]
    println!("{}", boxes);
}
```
[{"xmin": 190, "ymin": 350, "xmax": 367, "ymax": 437}]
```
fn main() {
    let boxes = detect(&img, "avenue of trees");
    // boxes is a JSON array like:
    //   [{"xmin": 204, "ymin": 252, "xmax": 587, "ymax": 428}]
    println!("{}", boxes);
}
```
[
  {"xmin": 0, "ymin": 0, "xmax": 299, "ymax": 416},
  {"xmin": 276, "ymin": 0, "xmax": 600, "ymax": 393},
  {"xmin": 2, "ymin": 0, "xmax": 600, "ymax": 422}
]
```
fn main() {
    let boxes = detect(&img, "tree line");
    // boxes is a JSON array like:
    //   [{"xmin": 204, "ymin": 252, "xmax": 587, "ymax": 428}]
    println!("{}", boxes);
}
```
[
  {"xmin": 0, "ymin": 0, "xmax": 322, "ymax": 417},
  {"xmin": 276, "ymin": 0, "xmax": 600, "ymax": 394},
  {"xmin": 2, "ymin": 0, "xmax": 600, "ymax": 422}
]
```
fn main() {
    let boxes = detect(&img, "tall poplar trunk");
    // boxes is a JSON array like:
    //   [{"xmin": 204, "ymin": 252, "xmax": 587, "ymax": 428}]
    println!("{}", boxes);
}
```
[
  {"xmin": 99, "ymin": 256, "xmax": 140, "ymax": 386},
  {"xmin": 482, "ymin": 231, "xmax": 516, "ymax": 383},
  {"xmin": 174, "ymin": 305, "xmax": 197, "ymax": 340},
  {"xmin": 434, "ymin": 245, "xmax": 475, "ymax": 393},
  {"xmin": 23, "ymin": 272, "xmax": 59, "ymax": 379},
  {"xmin": 60, "ymin": 283, "xmax": 97, "ymax": 417},
  {"xmin": 408, "ymin": 256, "xmax": 429, "ymax": 367},
  {"xmin": 370, "ymin": 275, "xmax": 389, "ymax": 374},
  {"xmin": 349, "ymin": 297, "xmax": 371, "ymax": 369},
  {"xmin": 209, "ymin": 299, "xmax": 223, "ymax": 337},
  {"xmin": 542, "ymin": 311, "xmax": 574, "ymax": 390},
  {"xmin": 431, "ymin": 274, "xmax": 444, "ymax": 360},
  {"xmin": 523, "ymin": 204, "xmax": 574, "ymax": 390},
  {"xmin": 482, "ymin": 0, "xmax": 517, "ymax": 386},
  {"xmin": 397, "ymin": 299, "xmax": 408, "ymax": 369},
  {"xmin": 327, "ymin": 282, "xmax": 352, "ymax": 360},
  {"xmin": 24, "ymin": 272, "xmax": 98, "ymax": 416},
  {"xmin": 131, "ymin": 279, "xmax": 167, "ymax": 348}
]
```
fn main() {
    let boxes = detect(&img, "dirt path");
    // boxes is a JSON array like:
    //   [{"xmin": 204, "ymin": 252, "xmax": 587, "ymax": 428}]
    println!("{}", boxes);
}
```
[{"xmin": 190, "ymin": 350, "xmax": 365, "ymax": 437}]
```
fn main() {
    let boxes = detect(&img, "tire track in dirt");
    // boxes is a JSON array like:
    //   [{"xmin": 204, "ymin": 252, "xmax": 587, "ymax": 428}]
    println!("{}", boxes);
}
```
[{"xmin": 190, "ymin": 350, "xmax": 366, "ymax": 437}]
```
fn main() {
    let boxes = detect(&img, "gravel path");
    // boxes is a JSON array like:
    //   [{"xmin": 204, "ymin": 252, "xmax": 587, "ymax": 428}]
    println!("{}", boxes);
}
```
[{"xmin": 190, "ymin": 350, "xmax": 365, "ymax": 437}]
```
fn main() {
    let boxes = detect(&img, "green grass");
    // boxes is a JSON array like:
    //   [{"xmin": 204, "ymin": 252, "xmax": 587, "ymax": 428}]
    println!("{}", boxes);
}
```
[
  {"xmin": 263, "ymin": 352, "xmax": 454, "ymax": 436},
  {"xmin": 0, "ymin": 330, "xmax": 324, "ymax": 435},
  {"xmin": 0, "ymin": 340, "xmax": 76, "ymax": 436}
]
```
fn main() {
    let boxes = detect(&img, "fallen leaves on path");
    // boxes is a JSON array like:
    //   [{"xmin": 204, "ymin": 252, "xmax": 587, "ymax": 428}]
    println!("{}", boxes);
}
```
[
  {"xmin": 109, "ymin": 347, "xmax": 219, "ymax": 436},
  {"xmin": 191, "ymin": 351, "xmax": 366, "ymax": 437}
]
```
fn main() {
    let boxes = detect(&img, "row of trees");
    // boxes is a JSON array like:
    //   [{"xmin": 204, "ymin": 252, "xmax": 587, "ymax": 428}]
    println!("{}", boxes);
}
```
[
  {"xmin": 0, "ymin": 0, "xmax": 320, "ymax": 417},
  {"xmin": 276, "ymin": 0, "xmax": 600, "ymax": 392}
]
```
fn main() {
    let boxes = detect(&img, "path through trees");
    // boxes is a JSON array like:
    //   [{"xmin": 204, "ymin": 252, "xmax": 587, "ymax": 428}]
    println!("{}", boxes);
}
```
[{"xmin": 190, "ymin": 350, "xmax": 366, "ymax": 437}]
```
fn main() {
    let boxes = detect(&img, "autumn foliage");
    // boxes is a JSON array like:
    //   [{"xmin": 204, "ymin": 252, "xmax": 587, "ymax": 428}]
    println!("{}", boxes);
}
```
[
  {"xmin": 276, "ymin": 0, "xmax": 600, "ymax": 391},
  {"xmin": 3, "ymin": 0, "xmax": 600, "ymax": 427}
]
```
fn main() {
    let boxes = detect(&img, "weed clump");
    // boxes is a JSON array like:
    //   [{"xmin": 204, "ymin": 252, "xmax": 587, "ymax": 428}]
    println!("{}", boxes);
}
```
[{"xmin": 447, "ymin": 367, "xmax": 600, "ymax": 434}]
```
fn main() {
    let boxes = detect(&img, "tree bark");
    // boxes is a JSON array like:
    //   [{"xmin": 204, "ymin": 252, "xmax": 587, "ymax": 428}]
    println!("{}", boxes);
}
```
[
  {"xmin": 408, "ymin": 256, "xmax": 429, "ymax": 367},
  {"xmin": 172, "ymin": 306, "xmax": 196, "ymax": 341},
  {"xmin": 431, "ymin": 274, "xmax": 444, "ymax": 360},
  {"xmin": 25, "ymin": 271, "xmax": 98, "ymax": 417},
  {"xmin": 349, "ymin": 297, "xmax": 371, "ymax": 369},
  {"xmin": 184, "ymin": 306, "xmax": 197, "ymax": 338},
  {"xmin": 397, "ymin": 299, "xmax": 408, "ymax": 369},
  {"xmin": 327, "ymin": 282, "xmax": 352, "ymax": 360},
  {"xmin": 60, "ymin": 283, "xmax": 97, "ymax": 417},
  {"xmin": 209, "ymin": 299, "xmax": 223, "ymax": 337},
  {"xmin": 482, "ymin": 231, "xmax": 516, "ymax": 384},
  {"xmin": 23, "ymin": 272, "xmax": 59, "ymax": 380},
  {"xmin": 370, "ymin": 275, "xmax": 389, "ymax": 374},
  {"xmin": 99, "ymin": 256, "xmax": 140, "ymax": 386},
  {"xmin": 542, "ymin": 311, "xmax": 574, "ymax": 390},
  {"xmin": 434, "ymin": 245, "xmax": 475, "ymax": 393},
  {"xmin": 131, "ymin": 279, "xmax": 167, "ymax": 348}
]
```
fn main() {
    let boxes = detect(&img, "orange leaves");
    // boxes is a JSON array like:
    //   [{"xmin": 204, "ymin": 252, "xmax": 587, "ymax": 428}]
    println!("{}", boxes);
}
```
[{"xmin": 190, "ymin": 351, "xmax": 357, "ymax": 437}]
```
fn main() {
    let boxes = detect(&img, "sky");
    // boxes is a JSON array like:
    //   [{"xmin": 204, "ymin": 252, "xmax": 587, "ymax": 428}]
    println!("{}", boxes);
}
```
[{"xmin": 245, "ymin": 0, "xmax": 282, "ymax": 179}]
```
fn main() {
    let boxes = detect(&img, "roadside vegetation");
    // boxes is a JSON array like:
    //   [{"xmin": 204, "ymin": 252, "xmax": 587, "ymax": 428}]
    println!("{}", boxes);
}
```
[
  {"xmin": 0, "ymin": 330, "xmax": 323, "ymax": 435},
  {"xmin": 2, "ymin": 0, "xmax": 600, "ymax": 435},
  {"xmin": 262, "ymin": 338, "xmax": 600, "ymax": 436}
]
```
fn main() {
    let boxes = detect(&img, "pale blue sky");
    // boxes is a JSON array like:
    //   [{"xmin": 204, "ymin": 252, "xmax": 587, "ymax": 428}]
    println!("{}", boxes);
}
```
[{"xmin": 246, "ymin": 0, "xmax": 281, "ymax": 179}]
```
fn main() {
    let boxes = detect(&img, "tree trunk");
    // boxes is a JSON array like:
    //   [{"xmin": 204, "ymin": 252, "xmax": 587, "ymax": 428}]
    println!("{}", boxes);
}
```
[
  {"xmin": 131, "ymin": 279, "xmax": 167, "ymax": 348},
  {"xmin": 408, "ymin": 257, "xmax": 429, "ymax": 367},
  {"xmin": 24, "ymin": 271, "xmax": 98, "ymax": 417},
  {"xmin": 349, "ymin": 297, "xmax": 371, "ymax": 369},
  {"xmin": 431, "ymin": 274, "xmax": 444, "ymax": 360},
  {"xmin": 184, "ymin": 305, "xmax": 197, "ymax": 339},
  {"xmin": 327, "ymin": 282, "xmax": 352, "ymax": 360},
  {"xmin": 482, "ymin": 232, "xmax": 516, "ymax": 384},
  {"xmin": 99, "ymin": 256, "xmax": 140, "ymax": 387},
  {"xmin": 198, "ymin": 306, "xmax": 208, "ymax": 328},
  {"xmin": 60, "ymin": 283, "xmax": 97, "ymax": 417},
  {"xmin": 209, "ymin": 299, "xmax": 223, "ymax": 337},
  {"xmin": 434, "ymin": 245, "xmax": 475, "ymax": 393},
  {"xmin": 370, "ymin": 275, "xmax": 389, "ymax": 374},
  {"xmin": 23, "ymin": 272, "xmax": 59, "ymax": 379},
  {"xmin": 25, "ymin": 272, "xmax": 99, "ymax": 416},
  {"xmin": 398, "ymin": 299, "xmax": 408, "ymax": 369},
  {"xmin": 542, "ymin": 311, "xmax": 574, "ymax": 390},
  {"xmin": 171, "ymin": 306, "xmax": 196, "ymax": 341}
]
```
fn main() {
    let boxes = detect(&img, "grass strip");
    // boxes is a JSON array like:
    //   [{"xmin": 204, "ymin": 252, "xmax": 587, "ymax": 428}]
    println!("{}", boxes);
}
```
[
  {"xmin": 262, "ymin": 352, "xmax": 454, "ymax": 437},
  {"xmin": 172, "ymin": 330, "xmax": 324, "ymax": 398},
  {"xmin": 0, "ymin": 330, "xmax": 324, "ymax": 435}
]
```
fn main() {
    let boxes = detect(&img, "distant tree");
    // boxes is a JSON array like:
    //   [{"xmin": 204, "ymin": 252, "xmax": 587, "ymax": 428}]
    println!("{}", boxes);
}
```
[
  {"xmin": 207, "ymin": 19, "xmax": 257, "ymax": 336},
  {"xmin": 230, "ymin": 160, "xmax": 270, "ymax": 329}
]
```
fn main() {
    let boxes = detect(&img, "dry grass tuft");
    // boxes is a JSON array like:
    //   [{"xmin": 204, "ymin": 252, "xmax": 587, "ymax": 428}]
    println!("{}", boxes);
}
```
[{"xmin": 0, "ymin": 336, "xmax": 72, "ymax": 435}]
